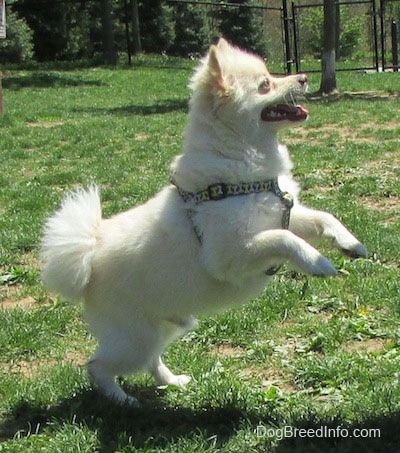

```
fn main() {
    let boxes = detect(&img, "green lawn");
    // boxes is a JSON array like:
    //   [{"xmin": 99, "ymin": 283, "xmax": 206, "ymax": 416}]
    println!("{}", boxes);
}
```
[{"xmin": 0, "ymin": 58, "xmax": 400, "ymax": 452}]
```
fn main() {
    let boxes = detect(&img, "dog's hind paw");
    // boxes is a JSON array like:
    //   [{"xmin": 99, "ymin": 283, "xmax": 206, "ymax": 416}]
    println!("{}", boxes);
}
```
[
  {"xmin": 152, "ymin": 357, "xmax": 192, "ymax": 389},
  {"xmin": 121, "ymin": 395, "xmax": 141, "ymax": 407},
  {"xmin": 157, "ymin": 374, "xmax": 191, "ymax": 389},
  {"xmin": 173, "ymin": 374, "xmax": 192, "ymax": 388}
]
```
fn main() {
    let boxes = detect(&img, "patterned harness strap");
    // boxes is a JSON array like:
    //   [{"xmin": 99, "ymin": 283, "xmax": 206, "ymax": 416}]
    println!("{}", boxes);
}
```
[{"xmin": 171, "ymin": 178, "xmax": 294, "ymax": 239}]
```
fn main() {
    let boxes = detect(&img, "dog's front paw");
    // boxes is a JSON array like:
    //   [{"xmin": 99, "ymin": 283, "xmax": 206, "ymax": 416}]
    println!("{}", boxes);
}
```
[
  {"xmin": 292, "ymin": 243, "xmax": 337, "ymax": 277},
  {"xmin": 312, "ymin": 255, "xmax": 338, "ymax": 277},
  {"xmin": 341, "ymin": 242, "xmax": 368, "ymax": 259}
]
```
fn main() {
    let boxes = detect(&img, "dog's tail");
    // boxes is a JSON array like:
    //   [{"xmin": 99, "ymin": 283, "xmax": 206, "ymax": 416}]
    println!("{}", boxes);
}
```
[{"xmin": 41, "ymin": 186, "xmax": 101, "ymax": 302}]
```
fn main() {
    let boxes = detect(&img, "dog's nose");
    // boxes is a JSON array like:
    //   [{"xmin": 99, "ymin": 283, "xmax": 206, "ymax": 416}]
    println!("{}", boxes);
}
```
[{"xmin": 298, "ymin": 74, "xmax": 307, "ymax": 87}]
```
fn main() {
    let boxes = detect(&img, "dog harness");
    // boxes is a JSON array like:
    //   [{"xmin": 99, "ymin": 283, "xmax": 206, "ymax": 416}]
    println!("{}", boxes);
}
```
[{"xmin": 171, "ymin": 177, "xmax": 294, "ymax": 242}]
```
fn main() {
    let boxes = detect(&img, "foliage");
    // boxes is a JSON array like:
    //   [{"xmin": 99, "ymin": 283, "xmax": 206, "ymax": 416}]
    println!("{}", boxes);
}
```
[
  {"xmin": 138, "ymin": 0, "xmax": 175, "ymax": 53},
  {"xmin": 300, "ymin": 5, "xmax": 365, "ymax": 59},
  {"xmin": 209, "ymin": 0, "xmax": 268, "ymax": 56},
  {"xmin": 168, "ymin": 3, "xmax": 210, "ymax": 57},
  {"xmin": 0, "ymin": 8, "xmax": 34, "ymax": 64},
  {"xmin": 3, "ymin": 0, "xmax": 269, "ymax": 63},
  {"xmin": 12, "ymin": 0, "xmax": 91, "ymax": 61},
  {"xmin": 300, "ymin": 6, "xmax": 323, "ymax": 58},
  {"xmin": 339, "ymin": 10, "xmax": 364, "ymax": 58},
  {"xmin": 1, "ymin": 1, "xmax": 381, "ymax": 64}
]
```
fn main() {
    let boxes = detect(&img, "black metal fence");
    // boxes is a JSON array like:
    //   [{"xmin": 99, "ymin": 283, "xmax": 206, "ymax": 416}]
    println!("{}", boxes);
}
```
[
  {"xmin": 168, "ymin": 0, "xmax": 399, "ymax": 73},
  {"xmin": 5, "ymin": 0, "xmax": 399, "ymax": 72}
]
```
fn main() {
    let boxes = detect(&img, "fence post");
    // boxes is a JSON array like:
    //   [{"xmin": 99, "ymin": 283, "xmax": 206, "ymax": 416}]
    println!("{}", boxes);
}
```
[
  {"xmin": 292, "ymin": 1, "xmax": 300, "ymax": 73},
  {"xmin": 282, "ymin": 0, "xmax": 292, "ymax": 74},
  {"xmin": 380, "ymin": 0, "xmax": 385, "ymax": 71},
  {"xmin": 371, "ymin": 0, "xmax": 380, "ymax": 72},
  {"xmin": 392, "ymin": 20, "xmax": 398, "ymax": 72}
]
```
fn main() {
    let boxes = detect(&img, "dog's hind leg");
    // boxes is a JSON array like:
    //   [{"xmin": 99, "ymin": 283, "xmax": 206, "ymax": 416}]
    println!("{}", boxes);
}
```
[
  {"xmin": 87, "ymin": 357, "xmax": 139, "ymax": 406},
  {"xmin": 86, "ymin": 313, "xmax": 162, "ymax": 405},
  {"xmin": 150, "ymin": 316, "xmax": 197, "ymax": 388}
]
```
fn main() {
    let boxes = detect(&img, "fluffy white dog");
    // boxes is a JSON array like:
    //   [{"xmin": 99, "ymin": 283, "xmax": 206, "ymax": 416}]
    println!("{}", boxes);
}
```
[{"xmin": 41, "ymin": 39, "xmax": 367, "ymax": 405}]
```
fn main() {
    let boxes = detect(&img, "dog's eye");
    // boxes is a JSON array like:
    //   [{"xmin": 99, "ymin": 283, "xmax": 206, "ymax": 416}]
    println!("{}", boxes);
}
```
[{"xmin": 259, "ymin": 78, "xmax": 271, "ymax": 94}]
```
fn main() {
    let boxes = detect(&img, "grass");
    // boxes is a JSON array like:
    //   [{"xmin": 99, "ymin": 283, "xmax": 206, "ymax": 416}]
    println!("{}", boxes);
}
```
[{"xmin": 0, "ymin": 57, "xmax": 400, "ymax": 452}]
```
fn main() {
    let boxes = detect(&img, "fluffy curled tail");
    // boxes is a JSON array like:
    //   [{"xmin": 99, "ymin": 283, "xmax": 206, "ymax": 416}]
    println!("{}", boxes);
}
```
[{"xmin": 41, "ymin": 186, "xmax": 101, "ymax": 302}]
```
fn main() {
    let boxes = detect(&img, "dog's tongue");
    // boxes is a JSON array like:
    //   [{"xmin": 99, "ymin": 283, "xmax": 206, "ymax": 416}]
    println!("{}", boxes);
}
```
[
  {"xmin": 294, "ymin": 104, "xmax": 308, "ymax": 116},
  {"xmin": 277, "ymin": 104, "xmax": 309, "ymax": 118},
  {"xmin": 261, "ymin": 103, "xmax": 308, "ymax": 122}
]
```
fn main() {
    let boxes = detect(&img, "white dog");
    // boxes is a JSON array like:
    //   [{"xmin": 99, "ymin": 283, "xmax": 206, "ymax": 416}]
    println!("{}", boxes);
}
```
[{"xmin": 41, "ymin": 38, "xmax": 367, "ymax": 405}]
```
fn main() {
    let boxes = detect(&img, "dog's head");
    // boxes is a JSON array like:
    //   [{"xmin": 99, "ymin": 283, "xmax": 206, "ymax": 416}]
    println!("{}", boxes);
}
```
[{"xmin": 190, "ymin": 38, "xmax": 308, "ymax": 133}]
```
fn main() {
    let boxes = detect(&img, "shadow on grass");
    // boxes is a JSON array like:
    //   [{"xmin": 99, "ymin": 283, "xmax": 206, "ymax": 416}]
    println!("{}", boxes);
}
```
[
  {"xmin": 0, "ymin": 387, "xmax": 258, "ymax": 451},
  {"xmin": 73, "ymin": 98, "xmax": 188, "ymax": 117},
  {"xmin": 1, "ymin": 386, "xmax": 400, "ymax": 451},
  {"xmin": 306, "ymin": 90, "xmax": 400, "ymax": 103},
  {"xmin": 3, "ymin": 73, "xmax": 103, "ymax": 90},
  {"xmin": 274, "ymin": 413, "xmax": 400, "ymax": 452}
]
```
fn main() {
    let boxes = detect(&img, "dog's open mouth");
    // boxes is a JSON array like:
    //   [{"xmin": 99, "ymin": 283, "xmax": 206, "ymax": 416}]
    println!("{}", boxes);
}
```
[{"xmin": 261, "ymin": 104, "xmax": 308, "ymax": 122}]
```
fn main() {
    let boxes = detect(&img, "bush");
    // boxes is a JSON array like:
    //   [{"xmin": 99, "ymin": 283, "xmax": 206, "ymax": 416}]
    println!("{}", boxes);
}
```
[
  {"xmin": 0, "ymin": 8, "xmax": 34, "ymax": 64},
  {"xmin": 339, "ymin": 11, "xmax": 363, "ymax": 59},
  {"xmin": 300, "ymin": 5, "xmax": 364, "ymax": 60},
  {"xmin": 300, "ymin": 7, "xmax": 323, "ymax": 58}
]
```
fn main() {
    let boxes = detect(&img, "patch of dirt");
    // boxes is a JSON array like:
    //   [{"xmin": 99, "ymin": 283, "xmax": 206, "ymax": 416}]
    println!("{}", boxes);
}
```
[
  {"xmin": 285, "ymin": 122, "xmax": 399, "ymax": 147},
  {"xmin": 133, "ymin": 133, "xmax": 150, "ymax": 141},
  {"xmin": 344, "ymin": 338, "xmax": 386, "ymax": 354},
  {"xmin": 306, "ymin": 90, "xmax": 400, "ymax": 102},
  {"xmin": 27, "ymin": 120, "xmax": 65, "ymax": 128},
  {"xmin": 209, "ymin": 344, "xmax": 245, "ymax": 358},
  {"xmin": 0, "ymin": 351, "xmax": 87, "ymax": 379},
  {"xmin": 243, "ymin": 366, "xmax": 297, "ymax": 394},
  {"xmin": 361, "ymin": 151, "xmax": 400, "ymax": 176},
  {"xmin": 297, "ymin": 147, "xmax": 400, "ymax": 218},
  {"xmin": 0, "ymin": 295, "xmax": 36, "ymax": 310},
  {"xmin": 359, "ymin": 195, "xmax": 400, "ymax": 215}
]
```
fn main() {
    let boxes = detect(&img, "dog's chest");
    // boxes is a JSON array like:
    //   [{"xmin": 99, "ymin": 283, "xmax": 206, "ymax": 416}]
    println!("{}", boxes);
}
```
[{"xmin": 194, "ymin": 192, "xmax": 286, "ymax": 239}]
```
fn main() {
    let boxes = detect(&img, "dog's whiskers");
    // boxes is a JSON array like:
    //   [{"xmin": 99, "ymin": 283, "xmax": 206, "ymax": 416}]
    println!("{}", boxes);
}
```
[{"xmin": 282, "ymin": 93, "xmax": 298, "ymax": 106}]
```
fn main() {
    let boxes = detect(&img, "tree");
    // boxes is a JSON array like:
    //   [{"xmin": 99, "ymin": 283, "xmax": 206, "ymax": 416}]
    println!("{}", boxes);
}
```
[
  {"xmin": 210, "ymin": 0, "xmax": 267, "ymax": 56},
  {"xmin": 138, "ymin": 1, "xmax": 174, "ymax": 53},
  {"xmin": 319, "ymin": 0, "xmax": 337, "ymax": 94},
  {"xmin": 100, "ymin": 0, "xmax": 117, "ymax": 64},
  {"xmin": 168, "ymin": 3, "xmax": 209, "ymax": 57},
  {"xmin": 131, "ymin": 0, "xmax": 142, "ymax": 54}
]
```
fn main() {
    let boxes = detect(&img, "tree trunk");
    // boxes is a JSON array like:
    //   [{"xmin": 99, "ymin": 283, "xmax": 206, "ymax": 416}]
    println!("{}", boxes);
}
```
[
  {"xmin": 319, "ymin": 0, "xmax": 337, "ymax": 95},
  {"xmin": 100, "ymin": 0, "xmax": 117, "ymax": 65},
  {"xmin": 131, "ymin": 0, "xmax": 142, "ymax": 54}
]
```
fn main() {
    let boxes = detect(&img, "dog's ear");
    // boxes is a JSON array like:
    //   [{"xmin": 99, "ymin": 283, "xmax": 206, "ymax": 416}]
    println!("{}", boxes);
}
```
[
  {"xmin": 207, "ymin": 44, "xmax": 227, "ymax": 94},
  {"xmin": 216, "ymin": 37, "xmax": 229, "ymax": 51}
]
